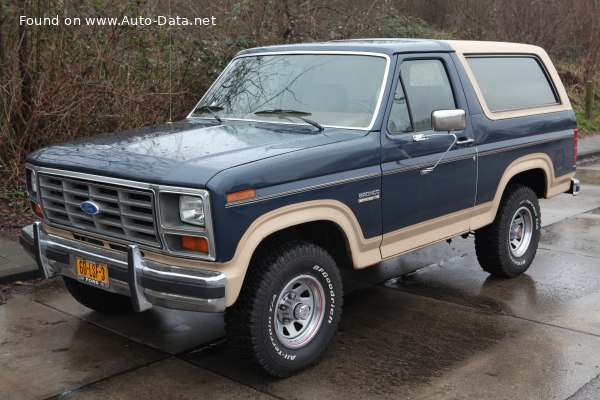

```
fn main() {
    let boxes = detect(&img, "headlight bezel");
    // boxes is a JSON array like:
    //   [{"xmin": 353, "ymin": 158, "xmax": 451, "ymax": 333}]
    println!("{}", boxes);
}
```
[
  {"xmin": 157, "ymin": 187, "xmax": 215, "ymax": 260},
  {"xmin": 26, "ymin": 167, "xmax": 38, "ymax": 197}
]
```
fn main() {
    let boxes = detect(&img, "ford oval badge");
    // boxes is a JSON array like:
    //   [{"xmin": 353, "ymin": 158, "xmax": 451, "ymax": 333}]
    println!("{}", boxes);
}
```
[{"xmin": 80, "ymin": 200, "xmax": 100, "ymax": 215}]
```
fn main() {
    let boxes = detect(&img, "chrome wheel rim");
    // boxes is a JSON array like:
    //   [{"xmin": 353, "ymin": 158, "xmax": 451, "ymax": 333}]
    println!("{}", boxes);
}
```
[
  {"xmin": 509, "ymin": 206, "xmax": 533, "ymax": 258},
  {"xmin": 274, "ymin": 274, "xmax": 325, "ymax": 349}
]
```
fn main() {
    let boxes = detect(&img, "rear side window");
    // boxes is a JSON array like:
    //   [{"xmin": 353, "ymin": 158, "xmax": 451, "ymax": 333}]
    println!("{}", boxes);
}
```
[{"xmin": 466, "ymin": 56, "xmax": 558, "ymax": 112}]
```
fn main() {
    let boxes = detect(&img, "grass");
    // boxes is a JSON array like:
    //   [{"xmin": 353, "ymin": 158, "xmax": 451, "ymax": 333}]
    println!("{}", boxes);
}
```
[
  {"xmin": 0, "ymin": 188, "xmax": 27, "ymax": 209},
  {"xmin": 573, "ymin": 99, "xmax": 600, "ymax": 136},
  {"xmin": 0, "ymin": 181, "xmax": 34, "ymax": 239}
]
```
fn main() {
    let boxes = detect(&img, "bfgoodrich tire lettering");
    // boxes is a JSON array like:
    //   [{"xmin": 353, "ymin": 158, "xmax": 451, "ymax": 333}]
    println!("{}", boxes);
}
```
[
  {"xmin": 224, "ymin": 240, "xmax": 343, "ymax": 377},
  {"xmin": 475, "ymin": 184, "xmax": 541, "ymax": 278}
]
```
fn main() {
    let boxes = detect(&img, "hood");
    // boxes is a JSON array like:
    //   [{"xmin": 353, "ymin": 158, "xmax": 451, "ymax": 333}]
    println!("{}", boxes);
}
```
[{"xmin": 27, "ymin": 120, "xmax": 364, "ymax": 187}]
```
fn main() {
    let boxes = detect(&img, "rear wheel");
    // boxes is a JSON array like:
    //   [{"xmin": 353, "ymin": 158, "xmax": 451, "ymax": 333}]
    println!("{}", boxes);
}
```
[
  {"xmin": 475, "ymin": 184, "xmax": 541, "ymax": 278},
  {"xmin": 224, "ymin": 240, "xmax": 343, "ymax": 377},
  {"xmin": 63, "ymin": 276, "xmax": 132, "ymax": 314}
]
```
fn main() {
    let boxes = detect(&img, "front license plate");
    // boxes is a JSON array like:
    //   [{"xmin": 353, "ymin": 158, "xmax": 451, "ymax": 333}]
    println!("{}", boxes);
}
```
[{"xmin": 75, "ymin": 257, "xmax": 109, "ymax": 288}]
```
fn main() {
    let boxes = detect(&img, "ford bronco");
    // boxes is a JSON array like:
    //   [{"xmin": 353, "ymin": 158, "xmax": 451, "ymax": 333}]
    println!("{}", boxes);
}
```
[{"xmin": 20, "ymin": 39, "xmax": 580, "ymax": 377}]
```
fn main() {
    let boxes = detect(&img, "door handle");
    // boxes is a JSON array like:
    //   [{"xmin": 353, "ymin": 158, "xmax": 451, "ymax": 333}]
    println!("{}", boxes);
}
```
[{"xmin": 456, "ymin": 137, "xmax": 474, "ymax": 145}]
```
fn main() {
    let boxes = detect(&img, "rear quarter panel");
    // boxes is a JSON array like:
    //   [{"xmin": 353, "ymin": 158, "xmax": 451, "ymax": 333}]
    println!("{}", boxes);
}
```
[{"xmin": 449, "ymin": 47, "xmax": 576, "ymax": 227}]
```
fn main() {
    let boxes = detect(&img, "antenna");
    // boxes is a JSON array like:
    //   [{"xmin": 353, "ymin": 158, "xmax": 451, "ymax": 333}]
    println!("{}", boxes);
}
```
[{"xmin": 167, "ymin": 0, "xmax": 173, "ymax": 123}]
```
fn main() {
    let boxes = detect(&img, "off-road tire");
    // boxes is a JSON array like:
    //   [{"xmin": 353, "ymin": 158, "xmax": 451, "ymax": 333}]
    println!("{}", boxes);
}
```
[
  {"xmin": 224, "ymin": 240, "xmax": 343, "ymax": 377},
  {"xmin": 475, "ymin": 184, "xmax": 541, "ymax": 278},
  {"xmin": 63, "ymin": 276, "xmax": 133, "ymax": 314}
]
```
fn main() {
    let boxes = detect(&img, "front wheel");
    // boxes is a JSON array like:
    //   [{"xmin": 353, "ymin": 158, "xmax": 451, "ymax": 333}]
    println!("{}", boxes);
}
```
[
  {"xmin": 224, "ymin": 241, "xmax": 343, "ymax": 377},
  {"xmin": 475, "ymin": 184, "xmax": 541, "ymax": 278}
]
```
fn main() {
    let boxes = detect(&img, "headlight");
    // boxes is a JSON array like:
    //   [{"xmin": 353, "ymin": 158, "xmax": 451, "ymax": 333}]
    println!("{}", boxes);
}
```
[{"xmin": 179, "ymin": 195, "xmax": 205, "ymax": 226}]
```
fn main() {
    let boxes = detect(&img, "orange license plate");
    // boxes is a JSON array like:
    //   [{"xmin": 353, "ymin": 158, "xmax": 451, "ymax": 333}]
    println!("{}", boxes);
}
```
[{"xmin": 75, "ymin": 257, "xmax": 109, "ymax": 288}]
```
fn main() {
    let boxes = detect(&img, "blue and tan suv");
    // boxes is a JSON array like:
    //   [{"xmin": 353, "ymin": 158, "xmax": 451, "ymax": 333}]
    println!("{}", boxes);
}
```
[{"xmin": 20, "ymin": 39, "xmax": 580, "ymax": 376}]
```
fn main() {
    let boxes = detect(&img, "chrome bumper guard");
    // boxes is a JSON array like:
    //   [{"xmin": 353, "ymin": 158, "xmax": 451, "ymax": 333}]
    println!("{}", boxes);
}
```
[
  {"xmin": 20, "ymin": 222, "xmax": 226, "ymax": 313},
  {"xmin": 569, "ymin": 178, "xmax": 581, "ymax": 196}
]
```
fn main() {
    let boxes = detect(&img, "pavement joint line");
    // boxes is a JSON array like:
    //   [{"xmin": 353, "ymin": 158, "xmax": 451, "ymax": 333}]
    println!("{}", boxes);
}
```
[
  {"xmin": 505, "ymin": 314, "xmax": 600, "ymax": 340},
  {"xmin": 386, "ymin": 284, "xmax": 600, "ymax": 340},
  {"xmin": 35, "ymin": 297, "xmax": 293, "ymax": 399},
  {"xmin": 379, "ymin": 283, "xmax": 506, "ymax": 316},
  {"xmin": 30, "ymin": 298, "xmax": 270, "ymax": 398},
  {"xmin": 538, "ymin": 246, "xmax": 600, "ymax": 259},
  {"xmin": 31, "ymin": 297, "xmax": 174, "ymax": 354},
  {"xmin": 174, "ymin": 352, "xmax": 287, "ymax": 400},
  {"xmin": 41, "ymin": 355, "xmax": 172, "ymax": 400},
  {"xmin": 31, "ymin": 296, "xmax": 283, "ymax": 399},
  {"xmin": 173, "ymin": 338, "xmax": 228, "ymax": 358}
]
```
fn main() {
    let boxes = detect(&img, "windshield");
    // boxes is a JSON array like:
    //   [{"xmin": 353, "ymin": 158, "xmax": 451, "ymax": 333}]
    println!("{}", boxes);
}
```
[{"xmin": 190, "ymin": 53, "xmax": 388, "ymax": 129}]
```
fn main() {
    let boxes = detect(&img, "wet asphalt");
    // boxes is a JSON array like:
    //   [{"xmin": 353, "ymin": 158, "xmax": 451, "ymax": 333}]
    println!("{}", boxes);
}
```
[{"xmin": 1, "ymin": 169, "xmax": 600, "ymax": 399}]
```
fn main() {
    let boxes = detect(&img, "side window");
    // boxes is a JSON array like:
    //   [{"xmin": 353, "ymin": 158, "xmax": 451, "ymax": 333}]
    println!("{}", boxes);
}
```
[
  {"xmin": 400, "ymin": 59, "xmax": 456, "ymax": 132},
  {"xmin": 466, "ymin": 56, "xmax": 558, "ymax": 112},
  {"xmin": 387, "ymin": 78, "xmax": 412, "ymax": 133}
]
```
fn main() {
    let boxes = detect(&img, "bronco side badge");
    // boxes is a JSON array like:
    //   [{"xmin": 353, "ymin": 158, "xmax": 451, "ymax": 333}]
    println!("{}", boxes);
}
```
[{"xmin": 358, "ymin": 190, "xmax": 380, "ymax": 203}]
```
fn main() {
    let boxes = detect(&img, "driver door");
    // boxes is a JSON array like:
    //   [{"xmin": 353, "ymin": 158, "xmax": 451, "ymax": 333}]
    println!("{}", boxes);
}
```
[{"xmin": 380, "ymin": 54, "xmax": 477, "ymax": 258}]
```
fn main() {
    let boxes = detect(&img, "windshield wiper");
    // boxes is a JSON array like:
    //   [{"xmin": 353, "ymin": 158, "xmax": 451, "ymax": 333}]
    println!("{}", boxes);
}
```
[
  {"xmin": 254, "ymin": 109, "xmax": 324, "ymax": 132},
  {"xmin": 193, "ymin": 105, "xmax": 223, "ymax": 123}
]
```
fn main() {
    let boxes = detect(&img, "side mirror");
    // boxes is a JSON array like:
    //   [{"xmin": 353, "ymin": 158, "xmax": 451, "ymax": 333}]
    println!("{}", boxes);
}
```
[{"xmin": 432, "ymin": 109, "xmax": 466, "ymax": 132}]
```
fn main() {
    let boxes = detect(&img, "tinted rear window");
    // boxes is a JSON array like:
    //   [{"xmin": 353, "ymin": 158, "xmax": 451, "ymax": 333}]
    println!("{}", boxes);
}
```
[{"xmin": 466, "ymin": 56, "xmax": 558, "ymax": 112}]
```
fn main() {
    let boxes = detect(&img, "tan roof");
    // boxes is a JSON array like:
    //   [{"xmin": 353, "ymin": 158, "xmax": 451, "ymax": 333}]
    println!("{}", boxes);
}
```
[
  {"xmin": 444, "ymin": 40, "xmax": 571, "ymax": 120},
  {"xmin": 443, "ymin": 40, "xmax": 546, "ymax": 55}
]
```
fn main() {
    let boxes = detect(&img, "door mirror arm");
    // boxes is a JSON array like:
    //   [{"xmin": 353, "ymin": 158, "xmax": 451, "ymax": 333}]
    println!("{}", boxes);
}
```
[
  {"xmin": 411, "ymin": 108, "xmax": 469, "ymax": 175},
  {"xmin": 412, "ymin": 133, "xmax": 458, "ymax": 175}
]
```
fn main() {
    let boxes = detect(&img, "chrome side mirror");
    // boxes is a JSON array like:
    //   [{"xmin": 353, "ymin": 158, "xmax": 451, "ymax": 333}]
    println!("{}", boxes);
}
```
[{"xmin": 432, "ymin": 109, "xmax": 466, "ymax": 132}]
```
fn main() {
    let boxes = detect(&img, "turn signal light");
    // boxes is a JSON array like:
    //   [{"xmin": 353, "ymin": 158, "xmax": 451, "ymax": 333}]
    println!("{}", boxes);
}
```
[
  {"xmin": 226, "ymin": 188, "xmax": 256, "ymax": 203},
  {"xmin": 32, "ymin": 202, "xmax": 43, "ymax": 217},
  {"xmin": 181, "ymin": 236, "xmax": 209, "ymax": 253}
]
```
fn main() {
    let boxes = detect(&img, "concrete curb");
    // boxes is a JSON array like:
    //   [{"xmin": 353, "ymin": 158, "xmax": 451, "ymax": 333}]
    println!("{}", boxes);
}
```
[
  {"xmin": 578, "ymin": 151, "xmax": 600, "ymax": 163},
  {"xmin": 0, "ymin": 235, "xmax": 39, "ymax": 284},
  {"xmin": 0, "ymin": 269, "xmax": 40, "ymax": 285},
  {"xmin": 577, "ymin": 134, "xmax": 600, "ymax": 163}
]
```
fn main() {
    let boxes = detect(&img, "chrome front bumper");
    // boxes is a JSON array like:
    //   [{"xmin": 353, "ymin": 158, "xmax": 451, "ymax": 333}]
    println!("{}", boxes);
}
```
[{"xmin": 20, "ymin": 222, "xmax": 226, "ymax": 313}]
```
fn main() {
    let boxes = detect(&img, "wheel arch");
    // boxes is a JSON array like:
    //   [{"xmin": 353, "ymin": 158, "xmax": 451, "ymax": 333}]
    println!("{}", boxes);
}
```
[
  {"xmin": 220, "ymin": 200, "xmax": 381, "ymax": 306},
  {"xmin": 471, "ymin": 152, "xmax": 572, "ymax": 230},
  {"xmin": 506, "ymin": 168, "xmax": 547, "ymax": 199},
  {"xmin": 251, "ymin": 220, "xmax": 354, "ymax": 270}
]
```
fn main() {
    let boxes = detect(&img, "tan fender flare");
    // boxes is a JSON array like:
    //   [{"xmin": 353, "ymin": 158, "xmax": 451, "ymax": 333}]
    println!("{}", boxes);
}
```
[
  {"xmin": 470, "ymin": 153, "xmax": 573, "ymax": 230},
  {"xmin": 215, "ymin": 200, "xmax": 381, "ymax": 306}
]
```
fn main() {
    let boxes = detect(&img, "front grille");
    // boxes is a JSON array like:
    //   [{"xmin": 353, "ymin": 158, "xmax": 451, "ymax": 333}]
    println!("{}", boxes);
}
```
[{"xmin": 38, "ymin": 174, "xmax": 161, "ymax": 247}]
